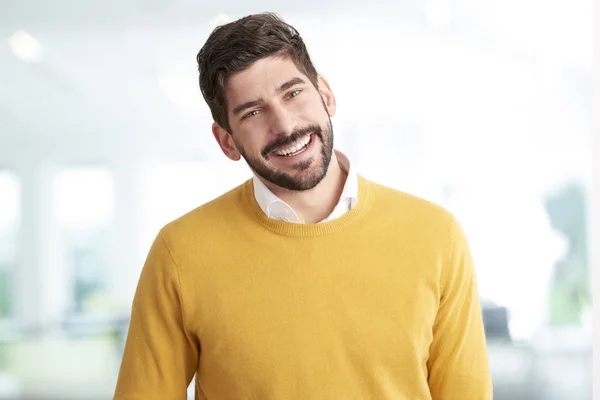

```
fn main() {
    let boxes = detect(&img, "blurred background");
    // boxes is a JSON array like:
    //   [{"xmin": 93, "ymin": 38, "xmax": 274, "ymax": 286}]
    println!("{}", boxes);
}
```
[{"xmin": 0, "ymin": 0, "xmax": 593, "ymax": 399}]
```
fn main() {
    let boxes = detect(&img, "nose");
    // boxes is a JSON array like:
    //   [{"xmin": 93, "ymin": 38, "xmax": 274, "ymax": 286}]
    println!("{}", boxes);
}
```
[{"xmin": 268, "ymin": 103, "xmax": 297, "ymax": 136}]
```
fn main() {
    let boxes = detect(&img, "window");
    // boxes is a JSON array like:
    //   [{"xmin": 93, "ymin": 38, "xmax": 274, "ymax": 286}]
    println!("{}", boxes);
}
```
[
  {"xmin": 53, "ymin": 167, "xmax": 114, "ymax": 316},
  {"xmin": 0, "ymin": 171, "xmax": 20, "ymax": 319},
  {"xmin": 442, "ymin": 179, "xmax": 590, "ymax": 342}
]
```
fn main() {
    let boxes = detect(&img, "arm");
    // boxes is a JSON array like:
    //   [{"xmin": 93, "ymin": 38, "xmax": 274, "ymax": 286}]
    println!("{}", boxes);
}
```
[
  {"xmin": 427, "ymin": 215, "xmax": 493, "ymax": 399},
  {"xmin": 114, "ymin": 231, "xmax": 199, "ymax": 399}
]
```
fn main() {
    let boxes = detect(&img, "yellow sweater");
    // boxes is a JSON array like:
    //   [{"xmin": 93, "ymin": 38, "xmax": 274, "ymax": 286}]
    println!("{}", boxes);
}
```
[{"xmin": 114, "ymin": 176, "xmax": 492, "ymax": 400}]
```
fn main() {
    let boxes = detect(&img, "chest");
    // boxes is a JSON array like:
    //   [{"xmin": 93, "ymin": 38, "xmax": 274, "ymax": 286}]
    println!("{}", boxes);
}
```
[{"xmin": 186, "ymin": 241, "xmax": 441, "ymax": 396}]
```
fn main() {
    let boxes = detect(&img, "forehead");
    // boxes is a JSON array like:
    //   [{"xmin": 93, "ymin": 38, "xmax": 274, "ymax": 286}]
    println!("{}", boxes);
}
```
[{"xmin": 225, "ymin": 56, "xmax": 306, "ymax": 103}]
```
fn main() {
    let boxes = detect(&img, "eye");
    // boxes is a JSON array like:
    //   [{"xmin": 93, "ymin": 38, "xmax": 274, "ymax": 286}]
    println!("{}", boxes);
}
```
[
  {"xmin": 286, "ymin": 89, "xmax": 302, "ymax": 99},
  {"xmin": 243, "ymin": 110, "xmax": 260, "ymax": 119}
]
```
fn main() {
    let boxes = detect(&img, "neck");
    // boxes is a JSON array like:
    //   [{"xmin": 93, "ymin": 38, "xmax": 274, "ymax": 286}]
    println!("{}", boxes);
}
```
[{"xmin": 266, "ymin": 152, "xmax": 347, "ymax": 224}]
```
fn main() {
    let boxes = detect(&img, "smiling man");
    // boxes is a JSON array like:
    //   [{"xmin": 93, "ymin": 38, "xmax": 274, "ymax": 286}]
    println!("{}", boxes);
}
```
[{"xmin": 113, "ymin": 12, "xmax": 493, "ymax": 400}]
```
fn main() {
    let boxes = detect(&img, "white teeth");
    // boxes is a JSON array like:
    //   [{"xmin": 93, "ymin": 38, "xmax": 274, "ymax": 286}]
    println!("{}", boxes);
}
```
[{"xmin": 275, "ymin": 135, "xmax": 311, "ymax": 156}]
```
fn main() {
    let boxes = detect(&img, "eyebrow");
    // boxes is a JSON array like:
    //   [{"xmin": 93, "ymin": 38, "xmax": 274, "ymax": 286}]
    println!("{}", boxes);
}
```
[
  {"xmin": 231, "ymin": 99, "xmax": 263, "ymax": 117},
  {"xmin": 276, "ymin": 77, "xmax": 305, "ymax": 93},
  {"xmin": 231, "ymin": 77, "xmax": 307, "ymax": 117}
]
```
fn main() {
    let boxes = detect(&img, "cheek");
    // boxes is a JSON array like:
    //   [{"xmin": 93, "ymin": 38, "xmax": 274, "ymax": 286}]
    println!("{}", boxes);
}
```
[
  {"xmin": 291, "ymin": 100, "xmax": 325, "ymax": 122},
  {"xmin": 308, "ymin": 95, "xmax": 330, "ymax": 116},
  {"xmin": 236, "ymin": 130, "xmax": 268, "ymax": 155}
]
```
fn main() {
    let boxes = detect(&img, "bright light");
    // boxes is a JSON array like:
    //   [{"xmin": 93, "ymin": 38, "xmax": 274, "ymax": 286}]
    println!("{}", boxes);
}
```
[
  {"xmin": 158, "ymin": 64, "xmax": 207, "ymax": 118},
  {"xmin": 8, "ymin": 30, "xmax": 43, "ymax": 63},
  {"xmin": 53, "ymin": 168, "xmax": 114, "ymax": 229},
  {"xmin": 424, "ymin": 0, "xmax": 453, "ymax": 28}
]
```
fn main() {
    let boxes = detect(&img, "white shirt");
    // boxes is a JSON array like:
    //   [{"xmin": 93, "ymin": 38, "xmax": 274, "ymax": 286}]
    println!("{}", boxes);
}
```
[{"xmin": 253, "ymin": 150, "xmax": 358, "ymax": 223}]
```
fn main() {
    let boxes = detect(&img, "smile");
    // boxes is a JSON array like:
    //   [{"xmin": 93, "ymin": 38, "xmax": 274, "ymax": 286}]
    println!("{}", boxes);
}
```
[{"xmin": 274, "ymin": 134, "xmax": 312, "ymax": 157}]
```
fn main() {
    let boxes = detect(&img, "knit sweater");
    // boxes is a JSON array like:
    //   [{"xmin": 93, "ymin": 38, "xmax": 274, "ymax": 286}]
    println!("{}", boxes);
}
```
[{"xmin": 114, "ymin": 175, "xmax": 492, "ymax": 399}]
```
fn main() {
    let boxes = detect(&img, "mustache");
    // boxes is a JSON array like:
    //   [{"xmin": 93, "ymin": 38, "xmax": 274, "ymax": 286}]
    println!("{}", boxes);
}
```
[{"xmin": 261, "ymin": 124, "xmax": 322, "ymax": 158}]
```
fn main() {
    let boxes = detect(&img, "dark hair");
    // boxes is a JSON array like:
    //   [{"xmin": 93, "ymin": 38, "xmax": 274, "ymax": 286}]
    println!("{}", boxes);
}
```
[{"xmin": 196, "ymin": 12, "xmax": 319, "ymax": 132}]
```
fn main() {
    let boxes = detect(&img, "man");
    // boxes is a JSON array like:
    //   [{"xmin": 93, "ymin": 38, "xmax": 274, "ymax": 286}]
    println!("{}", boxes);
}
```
[{"xmin": 114, "ymin": 12, "xmax": 492, "ymax": 399}]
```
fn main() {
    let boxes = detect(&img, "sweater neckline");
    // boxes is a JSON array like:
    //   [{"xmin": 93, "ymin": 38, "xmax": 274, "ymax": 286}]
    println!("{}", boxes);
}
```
[{"xmin": 241, "ymin": 175, "xmax": 371, "ymax": 237}]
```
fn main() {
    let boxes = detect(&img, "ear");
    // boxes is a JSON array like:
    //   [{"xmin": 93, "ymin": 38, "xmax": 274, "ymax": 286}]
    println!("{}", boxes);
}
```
[
  {"xmin": 317, "ymin": 75, "xmax": 336, "ymax": 117},
  {"xmin": 212, "ymin": 122, "xmax": 241, "ymax": 161}
]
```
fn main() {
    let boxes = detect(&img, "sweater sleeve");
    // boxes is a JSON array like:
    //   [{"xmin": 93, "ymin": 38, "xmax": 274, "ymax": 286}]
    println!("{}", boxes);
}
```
[
  {"xmin": 113, "ymin": 231, "xmax": 199, "ymax": 400},
  {"xmin": 427, "ymin": 215, "xmax": 493, "ymax": 399}
]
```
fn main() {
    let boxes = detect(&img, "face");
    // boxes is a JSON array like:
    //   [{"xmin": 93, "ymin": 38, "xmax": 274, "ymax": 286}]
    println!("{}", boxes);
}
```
[{"xmin": 212, "ymin": 55, "xmax": 337, "ymax": 191}]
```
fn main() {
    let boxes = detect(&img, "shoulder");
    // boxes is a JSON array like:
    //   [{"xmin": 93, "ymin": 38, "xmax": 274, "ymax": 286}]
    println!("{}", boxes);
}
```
[
  {"xmin": 361, "ymin": 176, "xmax": 456, "ymax": 229},
  {"xmin": 157, "ymin": 180, "xmax": 251, "ymax": 254},
  {"xmin": 361, "ymin": 177, "xmax": 473, "ymax": 274}
]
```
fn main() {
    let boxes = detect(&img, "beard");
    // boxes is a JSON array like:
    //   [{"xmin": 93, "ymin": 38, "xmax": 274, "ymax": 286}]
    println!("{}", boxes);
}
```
[{"xmin": 235, "ymin": 118, "xmax": 334, "ymax": 191}]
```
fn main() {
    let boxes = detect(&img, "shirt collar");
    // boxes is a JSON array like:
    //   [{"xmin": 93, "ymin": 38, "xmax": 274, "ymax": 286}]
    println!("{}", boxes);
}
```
[{"xmin": 252, "ymin": 149, "xmax": 358, "ymax": 222}]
